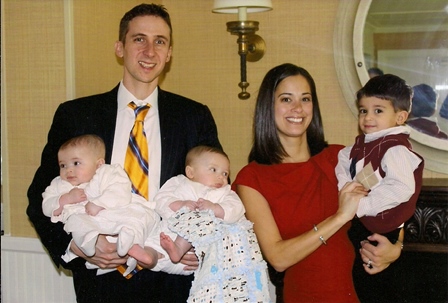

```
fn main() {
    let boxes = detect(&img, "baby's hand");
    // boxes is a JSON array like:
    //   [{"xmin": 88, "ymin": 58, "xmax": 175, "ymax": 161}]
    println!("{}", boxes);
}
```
[
  {"xmin": 197, "ymin": 198, "xmax": 224, "ymax": 219},
  {"xmin": 55, "ymin": 188, "xmax": 87, "ymax": 216},
  {"xmin": 196, "ymin": 198, "xmax": 214, "ymax": 211},
  {"xmin": 65, "ymin": 188, "xmax": 87, "ymax": 204},
  {"xmin": 169, "ymin": 200, "xmax": 197, "ymax": 212},
  {"xmin": 85, "ymin": 201, "xmax": 105, "ymax": 216}
]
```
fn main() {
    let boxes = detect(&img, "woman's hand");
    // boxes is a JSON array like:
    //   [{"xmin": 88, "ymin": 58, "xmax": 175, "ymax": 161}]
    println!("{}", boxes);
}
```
[
  {"xmin": 70, "ymin": 235, "xmax": 127, "ymax": 269},
  {"xmin": 337, "ymin": 182, "xmax": 367, "ymax": 222},
  {"xmin": 359, "ymin": 233, "xmax": 402, "ymax": 274}
]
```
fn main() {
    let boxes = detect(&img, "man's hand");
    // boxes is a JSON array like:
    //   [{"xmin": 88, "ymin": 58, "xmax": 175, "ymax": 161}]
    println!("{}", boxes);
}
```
[
  {"xmin": 179, "ymin": 248, "xmax": 199, "ymax": 271},
  {"xmin": 359, "ymin": 233, "xmax": 402, "ymax": 274},
  {"xmin": 70, "ymin": 235, "xmax": 127, "ymax": 269}
]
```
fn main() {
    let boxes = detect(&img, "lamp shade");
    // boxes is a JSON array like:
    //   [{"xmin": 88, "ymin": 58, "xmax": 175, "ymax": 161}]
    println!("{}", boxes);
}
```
[{"xmin": 212, "ymin": 0, "xmax": 272, "ymax": 14}]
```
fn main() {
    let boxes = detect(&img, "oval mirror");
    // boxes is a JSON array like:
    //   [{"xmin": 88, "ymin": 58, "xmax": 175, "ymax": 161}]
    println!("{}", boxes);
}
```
[{"xmin": 335, "ymin": 0, "xmax": 448, "ymax": 173}]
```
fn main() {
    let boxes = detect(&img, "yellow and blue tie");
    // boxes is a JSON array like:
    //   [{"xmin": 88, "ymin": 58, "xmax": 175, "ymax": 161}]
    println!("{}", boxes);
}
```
[
  {"xmin": 118, "ymin": 102, "xmax": 149, "ymax": 279},
  {"xmin": 124, "ymin": 102, "xmax": 150, "ymax": 200}
]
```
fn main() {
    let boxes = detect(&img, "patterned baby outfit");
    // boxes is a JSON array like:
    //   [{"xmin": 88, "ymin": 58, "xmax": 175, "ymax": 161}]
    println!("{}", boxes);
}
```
[{"xmin": 168, "ymin": 208, "xmax": 271, "ymax": 303}]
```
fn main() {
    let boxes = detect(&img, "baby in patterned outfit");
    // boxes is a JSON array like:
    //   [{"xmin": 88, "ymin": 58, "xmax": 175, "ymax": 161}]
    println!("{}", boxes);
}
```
[{"xmin": 155, "ymin": 145, "xmax": 271, "ymax": 303}]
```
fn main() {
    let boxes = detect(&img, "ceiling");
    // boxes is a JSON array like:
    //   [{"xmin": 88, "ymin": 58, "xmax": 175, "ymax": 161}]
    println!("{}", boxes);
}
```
[{"xmin": 366, "ymin": 0, "xmax": 448, "ymax": 30}]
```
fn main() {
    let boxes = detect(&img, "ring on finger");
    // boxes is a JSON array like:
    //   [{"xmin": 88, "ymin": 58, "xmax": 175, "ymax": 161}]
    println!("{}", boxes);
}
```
[{"xmin": 366, "ymin": 259, "xmax": 373, "ymax": 269}]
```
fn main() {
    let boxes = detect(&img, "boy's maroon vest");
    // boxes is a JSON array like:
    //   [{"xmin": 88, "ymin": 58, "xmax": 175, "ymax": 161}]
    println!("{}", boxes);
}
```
[{"xmin": 349, "ymin": 133, "xmax": 424, "ymax": 234}]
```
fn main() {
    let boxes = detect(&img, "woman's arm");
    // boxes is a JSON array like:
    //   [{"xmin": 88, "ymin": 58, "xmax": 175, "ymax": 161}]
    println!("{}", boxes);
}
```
[{"xmin": 236, "ymin": 182, "xmax": 365, "ymax": 272}]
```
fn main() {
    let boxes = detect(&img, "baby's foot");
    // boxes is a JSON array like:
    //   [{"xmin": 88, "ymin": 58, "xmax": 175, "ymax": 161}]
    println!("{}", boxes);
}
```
[
  {"xmin": 160, "ymin": 232, "xmax": 183, "ymax": 263},
  {"xmin": 128, "ymin": 244, "xmax": 156, "ymax": 267}
]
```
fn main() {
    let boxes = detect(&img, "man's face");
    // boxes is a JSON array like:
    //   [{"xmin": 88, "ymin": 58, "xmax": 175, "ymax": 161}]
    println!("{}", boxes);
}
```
[{"xmin": 115, "ymin": 15, "xmax": 172, "ymax": 92}]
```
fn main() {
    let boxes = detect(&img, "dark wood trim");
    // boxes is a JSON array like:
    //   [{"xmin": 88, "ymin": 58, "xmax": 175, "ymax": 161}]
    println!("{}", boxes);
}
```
[{"xmin": 403, "ymin": 178, "xmax": 448, "ymax": 253}]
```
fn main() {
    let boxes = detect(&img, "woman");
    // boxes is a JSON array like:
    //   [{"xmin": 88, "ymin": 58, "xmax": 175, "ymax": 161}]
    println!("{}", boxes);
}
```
[{"xmin": 233, "ymin": 64, "xmax": 403, "ymax": 302}]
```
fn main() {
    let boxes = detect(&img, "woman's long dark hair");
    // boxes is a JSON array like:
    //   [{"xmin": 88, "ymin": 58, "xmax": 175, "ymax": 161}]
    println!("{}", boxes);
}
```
[{"xmin": 248, "ymin": 63, "xmax": 328, "ymax": 164}]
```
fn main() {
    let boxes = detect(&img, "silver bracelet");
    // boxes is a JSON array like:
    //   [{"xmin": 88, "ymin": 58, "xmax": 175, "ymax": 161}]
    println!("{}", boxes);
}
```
[
  {"xmin": 319, "ymin": 236, "xmax": 327, "ymax": 245},
  {"xmin": 313, "ymin": 224, "xmax": 327, "ymax": 245}
]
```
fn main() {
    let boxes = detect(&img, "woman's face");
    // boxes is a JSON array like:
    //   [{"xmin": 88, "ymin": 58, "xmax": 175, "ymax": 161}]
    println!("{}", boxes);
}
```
[{"xmin": 274, "ymin": 75, "xmax": 313, "ymax": 140}]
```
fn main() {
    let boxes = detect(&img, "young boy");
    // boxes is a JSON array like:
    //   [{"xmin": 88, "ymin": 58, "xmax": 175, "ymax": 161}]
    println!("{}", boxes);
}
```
[
  {"xmin": 155, "ymin": 146, "xmax": 271, "ymax": 303},
  {"xmin": 335, "ymin": 74, "xmax": 424, "ymax": 247},
  {"xmin": 42, "ymin": 134, "xmax": 188, "ymax": 277},
  {"xmin": 335, "ymin": 74, "xmax": 424, "ymax": 274}
]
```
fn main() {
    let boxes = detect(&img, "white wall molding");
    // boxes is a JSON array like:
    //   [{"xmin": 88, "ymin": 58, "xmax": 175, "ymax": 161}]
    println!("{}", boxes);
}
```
[{"xmin": 1, "ymin": 236, "xmax": 76, "ymax": 303}]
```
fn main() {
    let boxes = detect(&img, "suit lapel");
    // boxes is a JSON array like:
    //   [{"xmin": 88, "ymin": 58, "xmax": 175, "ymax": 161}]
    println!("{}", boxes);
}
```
[
  {"xmin": 158, "ymin": 88, "xmax": 180, "ymax": 184},
  {"xmin": 98, "ymin": 85, "xmax": 119, "ymax": 163}
]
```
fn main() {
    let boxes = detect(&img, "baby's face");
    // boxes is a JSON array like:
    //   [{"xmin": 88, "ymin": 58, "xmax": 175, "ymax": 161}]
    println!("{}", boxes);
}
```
[
  {"xmin": 188, "ymin": 152, "xmax": 230, "ymax": 189},
  {"xmin": 58, "ymin": 146, "xmax": 101, "ymax": 186}
]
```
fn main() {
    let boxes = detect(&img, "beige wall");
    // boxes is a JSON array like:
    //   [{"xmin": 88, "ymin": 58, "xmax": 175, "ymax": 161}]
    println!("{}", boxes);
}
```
[
  {"xmin": 2, "ymin": 0, "xmax": 67, "ymax": 237},
  {"xmin": 3, "ymin": 0, "xmax": 447, "ymax": 237}
]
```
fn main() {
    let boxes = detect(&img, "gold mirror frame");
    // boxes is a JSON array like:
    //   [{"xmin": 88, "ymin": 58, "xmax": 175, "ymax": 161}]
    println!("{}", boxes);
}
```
[{"xmin": 333, "ymin": 0, "xmax": 448, "ymax": 174}]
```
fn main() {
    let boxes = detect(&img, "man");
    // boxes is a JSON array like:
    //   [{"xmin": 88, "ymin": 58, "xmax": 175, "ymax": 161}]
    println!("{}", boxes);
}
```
[{"xmin": 27, "ymin": 4, "xmax": 222, "ymax": 302}]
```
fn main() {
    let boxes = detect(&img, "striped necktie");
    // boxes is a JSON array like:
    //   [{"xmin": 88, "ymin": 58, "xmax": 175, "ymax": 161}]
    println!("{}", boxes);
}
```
[{"xmin": 124, "ymin": 102, "xmax": 150, "ymax": 200}]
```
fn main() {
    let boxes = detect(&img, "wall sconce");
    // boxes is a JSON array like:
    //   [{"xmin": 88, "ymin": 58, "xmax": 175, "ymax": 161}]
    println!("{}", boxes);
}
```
[{"xmin": 212, "ymin": 0, "xmax": 272, "ymax": 100}]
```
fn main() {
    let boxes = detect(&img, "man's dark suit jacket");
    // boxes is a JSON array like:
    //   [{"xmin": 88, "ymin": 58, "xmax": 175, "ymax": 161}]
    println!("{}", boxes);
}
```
[{"xmin": 27, "ymin": 85, "xmax": 222, "ymax": 303}]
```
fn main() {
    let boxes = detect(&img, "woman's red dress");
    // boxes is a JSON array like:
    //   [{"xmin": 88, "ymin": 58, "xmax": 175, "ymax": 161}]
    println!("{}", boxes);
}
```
[{"xmin": 233, "ymin": 145, "xmax": 359, "ymax": 303}]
